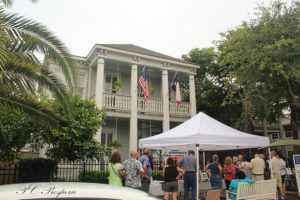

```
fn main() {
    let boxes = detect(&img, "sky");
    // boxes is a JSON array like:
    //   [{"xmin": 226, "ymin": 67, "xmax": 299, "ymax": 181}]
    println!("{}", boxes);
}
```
[{"xmin": 10, "ymin": 0, "xmax": 274, "ymax": 58}]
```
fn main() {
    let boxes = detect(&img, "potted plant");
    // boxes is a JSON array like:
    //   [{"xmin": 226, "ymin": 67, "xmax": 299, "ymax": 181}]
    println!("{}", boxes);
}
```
[
  {"xmin": 110, "ymin": 140, "xmax": 122, "ymax": 150},
  {"xmin": 113, "ymin": 80, "xmax": 123, "ymax": 91},
  {"xmin": 148, "ymin": 84, "xmax": 155, "ymax": 96}
]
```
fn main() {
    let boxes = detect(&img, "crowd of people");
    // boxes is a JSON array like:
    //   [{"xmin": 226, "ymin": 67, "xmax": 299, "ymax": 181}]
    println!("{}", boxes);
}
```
[
  {"xmin": 107, "ymin": 149, "xmax": 195, "ymax": 200},
  {"xmin": 107, "ymin": 149, "xmax": 288, "ymax": 200},
  {"xmin": 205, "ymin": 151, "xmax": 287, "ymax": 200}
]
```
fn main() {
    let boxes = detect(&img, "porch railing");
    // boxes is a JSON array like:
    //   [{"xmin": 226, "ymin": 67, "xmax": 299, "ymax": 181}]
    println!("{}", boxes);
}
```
[
  {"xmin": 138, "ymin": 98, "xmax": 163, "ymax": 114},
  {"xmin": 102, "ymin": 93, "xmax": 191, "ymax": 116},
  {"xmin": 169, "ymin": 102, "xmax": 191, "ymax": 117},
  {"xmin": 104, "ymin": 93, "xmax": 131, "ymax": 112}
]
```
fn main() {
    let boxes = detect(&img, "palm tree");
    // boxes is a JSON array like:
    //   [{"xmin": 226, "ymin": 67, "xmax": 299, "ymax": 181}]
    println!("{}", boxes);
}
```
[{"xmin": 0, "ymin": 0, "xmax": 78, "ymax": 125}]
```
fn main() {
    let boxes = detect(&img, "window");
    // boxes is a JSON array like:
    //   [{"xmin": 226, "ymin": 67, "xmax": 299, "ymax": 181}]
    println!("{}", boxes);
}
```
[
  {"xmin": 76, "ymin": 73, "xmax": 86, "ymax": 97},
  {"xmin": 285, "ymin": 131, "xmax": 294, "ymax": 138},
  {"xmin": 105, "ymin": 74, "xmax": 118, "ymax": 94},
  {"xmin": 101, "ymin": 131, "xmax": 113, "ymax": 146},
  {"xmin": 271, "ymin": 133, "xmax": 279, "ymax": 140}
]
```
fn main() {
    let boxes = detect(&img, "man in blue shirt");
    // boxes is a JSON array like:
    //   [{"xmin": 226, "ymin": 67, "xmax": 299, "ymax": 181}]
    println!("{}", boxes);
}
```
[
  {"xmin": 139, "ymin": 149, "xmax": 152, "ymax": 192},
  {"xmin": 229, "ymin": 171, "xmax": 255, "ymax": 200}
]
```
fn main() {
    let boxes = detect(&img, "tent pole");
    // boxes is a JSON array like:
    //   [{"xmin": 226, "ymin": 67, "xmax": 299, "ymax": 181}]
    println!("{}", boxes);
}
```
[
  {"xmin": 285, "ymin": 147, "xmax": 290, "ymax": 167},
  {"xmin": 196, "ymin": 144, "xmax": 200, "ymax": 200},
  {"xmin": 203, "ymin": 151, "xmax": 205, "ymax": 170},
  {"xmin": 268, "ymin": 147, "xmax": 274, "ymax": 179},
  {"xmin": 162, "ymin": 147, "xmax": 167, "ymax": 168}
]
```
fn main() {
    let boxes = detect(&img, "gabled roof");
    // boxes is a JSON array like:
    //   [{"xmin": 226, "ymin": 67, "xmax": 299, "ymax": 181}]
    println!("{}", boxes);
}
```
[{"xmin": 98, "ymin": 44, "xmax": 193, "ymax": 65}]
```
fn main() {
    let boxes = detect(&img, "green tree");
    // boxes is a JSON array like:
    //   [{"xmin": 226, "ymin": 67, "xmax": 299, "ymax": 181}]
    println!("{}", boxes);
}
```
[
  {"xmin": 42, "ymin": 96, "xmax": 107, "ymax": 161},
  {"xmin": 0, "ymin": 0, "xmax": 78, "ymax": 125},
  {"xmin": 0, "ymin": 110, "xmax": 41, "ymax": 161},
  {"xmin": 218, "ymin": 0, "xmax": 300, "ymax": 132},
  {"xmin": 182, "ymin": 48, "xmax": 243, "ymax": 126}
]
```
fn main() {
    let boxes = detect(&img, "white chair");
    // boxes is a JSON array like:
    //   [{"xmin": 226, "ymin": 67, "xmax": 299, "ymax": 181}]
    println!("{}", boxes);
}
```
[{"xmin": 226, "ymin": 179, "xmax": 276, "ymax": 200}]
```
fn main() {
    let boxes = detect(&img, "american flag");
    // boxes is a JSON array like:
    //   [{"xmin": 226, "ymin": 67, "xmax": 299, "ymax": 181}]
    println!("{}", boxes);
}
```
[
  {"xmin": 139, "ymin": 67, "xmax": 149, "ymax": 100},
  {"xmin": 170, "ymin": 72, "xmax": 182, "ymax": 105}
]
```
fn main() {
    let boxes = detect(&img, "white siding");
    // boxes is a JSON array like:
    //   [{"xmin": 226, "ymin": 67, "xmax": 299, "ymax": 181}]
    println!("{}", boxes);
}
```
[
  {"xmin": 150, "ymin": 76, "xmax": 162, "ymax": 99},
  {"xmin": 119, "ymin": 72, "xmax": 131, "ymax": 96},
  {"xmin": 103, "ymin": 118, "xmax": 130, "ymax": 161},
  {"xmin": 75, "ymin": 68, "xmax": 88, "ymax": 98},
  {"xmin": 116, "ymin": 120, "xmax": 130, "ymax": 161}
]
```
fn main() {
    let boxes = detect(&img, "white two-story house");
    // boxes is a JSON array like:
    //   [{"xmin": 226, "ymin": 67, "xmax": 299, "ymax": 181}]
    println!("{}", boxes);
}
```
[{"xmin": 49, "ymin": 44, "xmax": 199, "ymax": 160}]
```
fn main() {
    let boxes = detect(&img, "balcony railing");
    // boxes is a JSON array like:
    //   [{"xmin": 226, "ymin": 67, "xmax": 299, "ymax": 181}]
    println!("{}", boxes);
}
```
[
  {"xmin": 137, "ymin": 98, "xmax": 163, "ymax": 114},
  {"xmin": 170, "ymin": 102, "xmax": 191, "ymax": 117},
  {"xmin": 104, "ymin": 93, "xmax": 131, "ymax": 112},
  {"xmin": 103, "ymin": 93, "xmax": 191, "ymax": 116}
]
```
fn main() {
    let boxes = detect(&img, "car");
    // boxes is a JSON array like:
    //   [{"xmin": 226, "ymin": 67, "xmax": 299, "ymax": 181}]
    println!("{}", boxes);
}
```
[{"xmin": 0, "ymin": 182, "xmax": 160, "ymax": 200}]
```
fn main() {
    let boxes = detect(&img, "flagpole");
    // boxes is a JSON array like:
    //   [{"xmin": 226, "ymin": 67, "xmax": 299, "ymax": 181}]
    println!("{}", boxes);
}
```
[
  {"xmin": 135, "ymin": 66, "xmax": 146, "ymax": 92},
  {"xmin": 169, "ymin": 72, "xmax": 178, "ymax": 91}
]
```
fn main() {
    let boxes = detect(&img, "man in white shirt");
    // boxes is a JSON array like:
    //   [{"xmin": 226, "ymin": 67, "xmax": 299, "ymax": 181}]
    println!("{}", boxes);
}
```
[{"xmin": 270, "ymin": 151, "xmax": 284, "ymax": 200}]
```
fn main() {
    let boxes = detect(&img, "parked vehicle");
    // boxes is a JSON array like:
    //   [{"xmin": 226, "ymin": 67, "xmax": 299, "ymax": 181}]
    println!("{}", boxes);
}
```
[{"xmin": 0, "ymin": 182, "xmax": 159, "ymax": 200}]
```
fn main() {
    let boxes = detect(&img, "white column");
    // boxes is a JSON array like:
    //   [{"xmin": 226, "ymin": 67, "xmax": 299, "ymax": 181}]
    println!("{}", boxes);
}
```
[
  {"xmin": 189, "ymin": 74, "xmax": 197, "ymax": 116},
  {"xmin": 129, "ymin": 64, "xmax": 138, "ymax": 151},
  {"xmin": 87, "ymin": 65, "xmax": 92, "ymax": 99},
  {"xmin": 95, "ymin": 57, "xmax": 105, "ymax": 107},
  {"xmin": 95, "ymin": 57, "xmax": 105, "ymax": 142},
  {"xmin": 162, "ymin": 69, "xmax": 170, "ymax": 131}
]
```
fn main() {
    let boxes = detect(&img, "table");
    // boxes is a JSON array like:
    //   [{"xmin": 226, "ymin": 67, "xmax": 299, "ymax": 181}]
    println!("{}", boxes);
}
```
[{"xmin": 149, "ymin": 180, "xmax": 225, "ymax": 197}]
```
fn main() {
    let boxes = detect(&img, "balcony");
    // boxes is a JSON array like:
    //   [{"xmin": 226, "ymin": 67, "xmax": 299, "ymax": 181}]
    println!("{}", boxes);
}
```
[{"xmin": 103, "ymin": 93, "xmax": 190, "ymax": 117}]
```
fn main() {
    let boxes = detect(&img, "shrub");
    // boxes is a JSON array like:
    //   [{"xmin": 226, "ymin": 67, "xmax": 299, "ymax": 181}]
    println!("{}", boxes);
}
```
[
  {"xmin": 78, "ymin": 170, "xmax": 109, "ymax": 184},
  {"xmin": 17, "ymin": 158, "xmax": 57, "ymax": 183},
  {"xmin": 152, "ymin": 170, "xmax": 164, "ymax": 181}
]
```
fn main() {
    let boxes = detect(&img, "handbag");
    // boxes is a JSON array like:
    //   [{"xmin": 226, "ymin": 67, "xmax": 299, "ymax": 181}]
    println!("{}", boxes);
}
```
[
  {"xmin": 161, "ymin": 181, "xmax": 165, "ymax": 190},
  {"xmin": 111, "ymin": 163, "xmax": 125, "ymax": 186}
]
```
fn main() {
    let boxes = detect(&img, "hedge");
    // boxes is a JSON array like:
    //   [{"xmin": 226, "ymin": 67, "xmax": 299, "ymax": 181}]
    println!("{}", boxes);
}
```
[
  {"xmin": 78, "ymin": 170, "xmax": 109, "ymax": 183},
  {"xmin": 17, "ymin": 158, "xmax": 57, "ymax": 183}
]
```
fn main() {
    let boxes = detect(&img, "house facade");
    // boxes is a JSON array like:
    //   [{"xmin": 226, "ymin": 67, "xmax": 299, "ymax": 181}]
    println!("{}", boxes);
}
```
[
  {"xmin": 49, "ymin": 44, "xmax": 199, "ymax": 160},
  {"xmin": 253, "ymin": 114, "xmax": 295, "ymax": 156}
]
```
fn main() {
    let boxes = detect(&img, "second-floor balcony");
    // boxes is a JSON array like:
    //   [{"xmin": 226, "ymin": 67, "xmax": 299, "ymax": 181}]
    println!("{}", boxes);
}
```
[{"xmin": 103, "ymin": 93, "xmax": 191, "ymax": 117}]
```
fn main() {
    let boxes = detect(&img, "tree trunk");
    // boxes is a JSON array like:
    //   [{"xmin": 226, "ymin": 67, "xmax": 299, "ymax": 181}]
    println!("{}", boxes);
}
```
[
  {"xmin": 263, "ymin": 118, "xmax": 268, "ymax": 137},
  {"xmin": 291, "ymin": 106, "xmax": 300, "ymax": 154}
]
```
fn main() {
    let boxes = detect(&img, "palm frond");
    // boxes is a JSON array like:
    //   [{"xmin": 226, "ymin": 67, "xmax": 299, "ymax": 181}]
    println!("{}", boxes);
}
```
[
  {"xmin": 0, "ymin": 0, "xmax": 13, "ymax": 7},
  {"xmin": 0, "ymin": 2, "xmax": 77, "ymax": 124},
  {"xmin": 0, "ymin": 7, "xmax": 8, "ymax": 69},
  {"xmin": 1, "ymin": 8, "xmax": 78, "ymax": 87},
  {"xmin": 0, "ymin": 89, "xmax": 62, "ymax": 126},
  {"xmin": 2, "ymin": 61, "xmax": 71, "ymax": 111}
]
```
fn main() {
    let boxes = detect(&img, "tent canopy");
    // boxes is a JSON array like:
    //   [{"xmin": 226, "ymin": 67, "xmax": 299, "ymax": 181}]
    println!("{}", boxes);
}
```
[
  {"xmin": 270, "ymin": 139, "xmax": 300, "ymax": 147},
  {"xmin": 139, "ymin": 112, "xmax": 270, "ymax": 151}
]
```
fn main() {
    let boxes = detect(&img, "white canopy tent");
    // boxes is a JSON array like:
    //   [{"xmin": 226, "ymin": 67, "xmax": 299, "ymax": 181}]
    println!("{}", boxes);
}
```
[
  {"xmin": 139, "ymin": 112, "xmax": 270, "ymax": 150},
  {"xmin": 139, "ymin": 112, "xmax": 270, "ymax": 199}
]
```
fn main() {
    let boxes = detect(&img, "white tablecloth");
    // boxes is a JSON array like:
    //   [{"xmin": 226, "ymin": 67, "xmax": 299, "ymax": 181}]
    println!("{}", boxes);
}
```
[{"xmin": 149, "ymin": 180, "xmax": 225, "ymax": 196}]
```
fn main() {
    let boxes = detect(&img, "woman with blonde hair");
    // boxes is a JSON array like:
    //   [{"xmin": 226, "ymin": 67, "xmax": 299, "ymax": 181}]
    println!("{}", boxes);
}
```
[
  {"xmin": 206, "ymin": 154, "xmax": 222, "ymax": 189},
  {"xmin": 224, "ymin": 156, "xmax": 236, "ymax": 190}
]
